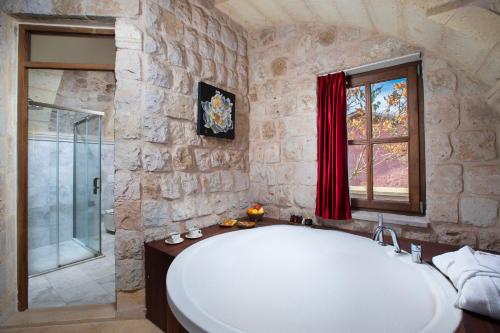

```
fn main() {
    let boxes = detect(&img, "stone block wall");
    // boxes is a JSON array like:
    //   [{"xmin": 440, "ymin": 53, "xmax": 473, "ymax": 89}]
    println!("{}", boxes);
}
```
[
  {"xmin": 52, "ymin": 70, "xmax": 116, "ymax": 141},
  {"xmin": 1, "ymin": 0, "xmax": 497, "ymax": 324},
  {"xmin": 247, "ymin": 24, "xmax": 500, "ymax": 251},
  {"xmin": 0, "ymin": 0, "xmax": 138, "ymax": 321},
  {"xmin": 0, "ymin": 0, "xmax": 249, "ymax": 320},
  {"xmin": 421, "ymin": 57, "xmax": 500, "ymax": 249},
  {"xmin": 0, "ymin": 12, "xmax": 18, "ymax": 321},
  {"xmin": 28, "ymin": 69, "xmax": 115, "ymax": 142},
  {"xmin": 0, "ymin": 0, "xmax": 249, "ymax": 319},
  {"xmin": 112, "ymin": 0, "xmax": 250, "ymax": 313},
  {"xmin": 0, "ymin": 0, "xmax": 140, "ymax": 17}
]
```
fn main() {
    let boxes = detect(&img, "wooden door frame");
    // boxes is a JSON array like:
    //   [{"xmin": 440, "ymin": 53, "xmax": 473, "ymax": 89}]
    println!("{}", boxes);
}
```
[{"xmin": 17, "ymin": 24, "xmax": 115, "ymax": 311}]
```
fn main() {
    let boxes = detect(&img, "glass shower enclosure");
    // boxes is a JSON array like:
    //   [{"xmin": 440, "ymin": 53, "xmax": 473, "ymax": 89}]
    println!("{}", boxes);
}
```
[{"xmin": 27, "ymin": 100, "xmax": 103, "ymax": 275}]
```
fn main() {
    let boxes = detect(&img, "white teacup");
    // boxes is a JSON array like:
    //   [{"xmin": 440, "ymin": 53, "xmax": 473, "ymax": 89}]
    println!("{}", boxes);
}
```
[
  {"xmin": 167, "ymin": 232, "xmax": 181, "ymax": 243},
  {"xmin": 187, "ymin": 227, "xmax": 202, "ymax": 238}
]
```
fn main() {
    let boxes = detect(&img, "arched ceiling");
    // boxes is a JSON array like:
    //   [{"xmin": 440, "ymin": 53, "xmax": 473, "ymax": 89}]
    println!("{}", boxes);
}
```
[{"xmin": 215, "ymin": 0, "xmax": 500, "ymax": 98}]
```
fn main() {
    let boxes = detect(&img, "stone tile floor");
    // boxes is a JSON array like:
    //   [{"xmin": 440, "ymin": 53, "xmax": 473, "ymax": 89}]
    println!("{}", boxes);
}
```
[
  {"xmin": 29, "ymin": 240, "xmax": 97, "ymax": 275},
  {"xmin": 28, "ymin": 231, "xmax": 115, "ymax": 308}
]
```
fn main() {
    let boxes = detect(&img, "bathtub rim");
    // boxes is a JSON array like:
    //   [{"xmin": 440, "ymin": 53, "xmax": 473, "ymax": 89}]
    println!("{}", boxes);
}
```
[{"xmin": 166, "ymin": 225, "xmax": 462, "ymax": 333}]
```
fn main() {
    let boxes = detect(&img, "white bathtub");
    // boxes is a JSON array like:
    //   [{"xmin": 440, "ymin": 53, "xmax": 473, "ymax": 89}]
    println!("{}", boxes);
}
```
[{"xmin": 167, "ymin": 225, "xmax": 461, "ymax": 333}]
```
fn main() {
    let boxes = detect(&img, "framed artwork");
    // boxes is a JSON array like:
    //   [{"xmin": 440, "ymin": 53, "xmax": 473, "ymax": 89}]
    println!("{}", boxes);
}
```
[{"xmin": 197, "ymin": 81, "xmax": 235, "ymax": 139}]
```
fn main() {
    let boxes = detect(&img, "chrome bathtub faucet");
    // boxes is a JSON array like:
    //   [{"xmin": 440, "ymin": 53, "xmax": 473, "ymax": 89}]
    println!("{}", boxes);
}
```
[{"xmin": 372, "ymin": 213, "xmax": 401, "ymax": 254}]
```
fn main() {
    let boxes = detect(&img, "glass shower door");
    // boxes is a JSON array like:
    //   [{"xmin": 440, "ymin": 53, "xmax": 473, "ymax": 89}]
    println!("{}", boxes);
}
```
[
  {"xmin": 27, "ymin": 104, "xmax": 59, "ymax": 275},
  {"xmin": 73, "ymin": 115, "xmax": 102, "ymax": 257},
  {"xmin": 28, "ymin": 100, "xmax": 104, "ymax": 274}
]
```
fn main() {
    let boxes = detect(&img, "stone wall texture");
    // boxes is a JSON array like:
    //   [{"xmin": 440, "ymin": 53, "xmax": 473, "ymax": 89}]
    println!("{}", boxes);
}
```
[
  {"xmin": 0, "ymin": 0, "xmax": 139, "ymax": 321},
  {"xmin": 214, "ymin": 1, "xmax": 500, "ymax": 118},
  {"xmin": 28, "ymin": 69, "xmax": 115, "ymax": 140},
  {"xmin": 0, "ymin": 0, "xmax": 249, "ymax": 320},
  {"xmin": 247, "ymin": 24, "xmax": 500, "ymax": 251},
  {"xmin": 112, "ymin": 0, "xmax": 249, "ymax": 314},
  {"xmin": 0, "ymin": 12, "xmax": 18, "ymax": 322},
  {"xmin": 0, "ymin": 0, "xmax": 139, "ymax": 18},
  {"xmin": 1, "ymin": 0, "xmax": 499, "ymax": 325}
]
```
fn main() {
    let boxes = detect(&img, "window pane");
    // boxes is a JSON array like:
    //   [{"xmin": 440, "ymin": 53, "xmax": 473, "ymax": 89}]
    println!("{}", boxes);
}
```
[
  {"xmin": 30, "ymin": 34, "xmax": 116, "ymax": 65},
  {"xmin": 347, "ymin": 86, "xmax": 367, "ymax": 140},
  {"xmin": 348, "ymin": 145, "xmax": 368, "ymax": 199},
  {"xmin": 371, "ymin": 78, "xmax": 408, "ymax": 138},
  {"xmin": 373, "ymin": 143, "xmax": 409, "ymax": 202}
]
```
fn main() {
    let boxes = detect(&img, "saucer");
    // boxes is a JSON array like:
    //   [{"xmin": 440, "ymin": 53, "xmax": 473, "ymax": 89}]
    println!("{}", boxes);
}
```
[
  {"xmin": 237, "ymin": 221, "xmax": 256, "ymax": 229},
  {"xmin": 185, "ymin": 234, "xmax": 202, "ymax": 239},
  {"xmin": 165, "ymin": 237, "xmax": 184, "ymax": 245}
]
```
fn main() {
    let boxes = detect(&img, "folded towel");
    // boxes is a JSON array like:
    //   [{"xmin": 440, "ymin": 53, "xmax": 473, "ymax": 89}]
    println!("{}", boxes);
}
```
[
  {"xmin": 432, "ymin": 246, "xmax": 500, "ymax": 320},
  {"xmin": 476, "ymin": 250, "xmax": 500, "ymax": 272}
]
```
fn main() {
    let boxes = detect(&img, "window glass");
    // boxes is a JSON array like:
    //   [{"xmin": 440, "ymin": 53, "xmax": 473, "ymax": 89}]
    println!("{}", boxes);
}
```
[
  {"xmin": 372, "ymin": 143, "xmax": 409, "ymax": 202},
  {"xmin": 347, "ymin": 144, "xmax": 368, "ymax": 199},
  {"xmin": 30, "ymin": 34, "xmax": 116, "ymax": 65},
  {"xmin": 371, "ymin": 78, "xmax": 408, "ymax": 138},
  {"xmin": 347, "ymin": 86, "xmax": 367, "ymax": 140}
]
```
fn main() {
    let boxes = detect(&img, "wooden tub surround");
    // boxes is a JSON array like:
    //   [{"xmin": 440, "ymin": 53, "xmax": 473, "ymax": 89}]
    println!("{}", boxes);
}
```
[{"xmin": 144, "ymin": 218, "xmax": 500, "ymax": 333}]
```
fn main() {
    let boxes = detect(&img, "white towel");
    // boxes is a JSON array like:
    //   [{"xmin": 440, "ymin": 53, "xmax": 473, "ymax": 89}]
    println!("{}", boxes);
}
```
[{"xmin": 432, "ymin": 246, "xmax": 500, "ymax": 320}]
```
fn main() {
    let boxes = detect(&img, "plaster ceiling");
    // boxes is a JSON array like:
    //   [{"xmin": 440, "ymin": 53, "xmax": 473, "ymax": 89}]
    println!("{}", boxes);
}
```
[{"xmin": 215, "ymin": 0, "xmax": 500, "ymax": 104}]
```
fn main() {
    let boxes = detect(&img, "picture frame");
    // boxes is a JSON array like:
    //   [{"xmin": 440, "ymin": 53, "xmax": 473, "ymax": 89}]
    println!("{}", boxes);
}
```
[{"xmin": 197, "ymin": 81, "xmax": 235, "ymax": 139}]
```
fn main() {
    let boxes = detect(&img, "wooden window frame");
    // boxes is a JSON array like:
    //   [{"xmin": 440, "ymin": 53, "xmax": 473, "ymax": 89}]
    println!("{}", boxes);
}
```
[
  {"xmin": 17, "ymin": 24, "xmax": 114, "ymax": 311},
  {"xmin": 346, "ymin": 61, "xmax": 425, "ymax": 215}
]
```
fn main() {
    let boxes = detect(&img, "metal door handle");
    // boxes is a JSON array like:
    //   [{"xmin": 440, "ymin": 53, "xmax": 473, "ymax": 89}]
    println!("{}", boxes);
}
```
[{"xmin": 93, "ymin": 177, "xmax": 100, "ymax": 195}]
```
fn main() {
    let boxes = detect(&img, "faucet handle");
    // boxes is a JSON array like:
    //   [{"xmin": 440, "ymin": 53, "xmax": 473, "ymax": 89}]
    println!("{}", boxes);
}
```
[{"xmin": 411, "ymin": 243, "xmax": 422, "ymax": 263}]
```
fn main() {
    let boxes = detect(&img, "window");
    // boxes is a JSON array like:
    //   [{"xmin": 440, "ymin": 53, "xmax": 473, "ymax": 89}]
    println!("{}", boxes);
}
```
[
  {"xmin": 30, "ymin": 34, "xmax": 116, "ymax": 65},
  {"xmin": 346, "ymin": 62, "xmax": 424, "ymax": 214}
]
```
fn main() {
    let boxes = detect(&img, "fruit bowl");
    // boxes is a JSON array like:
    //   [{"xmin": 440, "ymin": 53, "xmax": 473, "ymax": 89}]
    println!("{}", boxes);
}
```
[
  {"xmin": 246, "ymin": 203, "xmax": 265, "ymax": 221},
  {"xmin": 247, "ymin": 211, "xmax": 264, "ymax": 221}
]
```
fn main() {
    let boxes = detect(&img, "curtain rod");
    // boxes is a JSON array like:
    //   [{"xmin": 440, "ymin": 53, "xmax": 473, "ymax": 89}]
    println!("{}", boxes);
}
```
[
  {"xmin": 28, "ymin": 99, "xmax": 105, "ymax": 117},
  {"xmin": 316, "ymin": 52, "xmax": 422, "ymax": 77}
]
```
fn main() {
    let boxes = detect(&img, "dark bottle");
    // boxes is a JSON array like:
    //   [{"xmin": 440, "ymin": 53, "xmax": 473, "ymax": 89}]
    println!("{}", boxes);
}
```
[{"xmin": 304, "ymin": 216, "xmax": 313, "ymax": 226}]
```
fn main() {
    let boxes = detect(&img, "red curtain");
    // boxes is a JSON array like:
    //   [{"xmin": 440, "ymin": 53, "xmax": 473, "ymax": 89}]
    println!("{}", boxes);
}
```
[{"xmin": 315, "ymin": 72, "xmax": 352, "ymax": 220}]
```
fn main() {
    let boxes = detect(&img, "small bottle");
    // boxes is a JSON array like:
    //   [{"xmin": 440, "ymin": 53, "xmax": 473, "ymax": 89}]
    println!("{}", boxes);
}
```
[
  {"xmin": 411, "ymin": 244, "xmax": 422, "ymax": 264},
  {"xmin": 304, "ymin": 216, "xmax": 313, "ymax": 226}
]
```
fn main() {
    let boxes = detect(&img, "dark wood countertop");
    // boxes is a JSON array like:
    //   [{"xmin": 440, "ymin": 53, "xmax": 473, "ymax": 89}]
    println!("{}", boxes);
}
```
[
  {"xmin": 147, "ymin": 219, "xmax": 284, "ymax": 257},
  {"xmin": 145, "ymin": 218, "xmax": 500, "ymax": 333}
]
